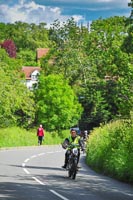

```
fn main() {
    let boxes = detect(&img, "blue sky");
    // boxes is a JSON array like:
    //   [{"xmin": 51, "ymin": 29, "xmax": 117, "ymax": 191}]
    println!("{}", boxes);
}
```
[{"xmin": 0, "ymin": 0, "xmax": 131, "ymax": 27}]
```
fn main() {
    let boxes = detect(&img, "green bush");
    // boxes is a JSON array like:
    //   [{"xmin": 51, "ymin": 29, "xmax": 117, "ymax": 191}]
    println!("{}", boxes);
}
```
[{"xmin": 86, "ymin": 119, "xmax": 133, "ymax": 183}]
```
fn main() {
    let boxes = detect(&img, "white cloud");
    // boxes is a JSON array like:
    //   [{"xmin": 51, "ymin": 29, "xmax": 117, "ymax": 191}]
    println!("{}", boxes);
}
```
[
  {"xmin": 0, "ymin": 0, "xmax": 130, "ymax": 27},
  {"xmin": 0, "ymin": 4, "xmax": 27, "ymax": 22},
  {"xmin": 24, "ymin": 1, "xmax": 45, "ymax": 10},
  {"xmin": 72, "ymin": 15, "xmax": 84, "ymax": 22},
  {"xmin": 50, "ymin": 7, "xmax": 61, "ymax": 15},
  {"xmin": 0, "ymin": 0, "xmax": 73, "ymax": 27}
]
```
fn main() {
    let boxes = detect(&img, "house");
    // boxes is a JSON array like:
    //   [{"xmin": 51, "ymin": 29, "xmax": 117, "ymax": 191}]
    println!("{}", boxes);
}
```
[
  {"xmin": 37, "ymin": 48, "xmax": 49, "ymax": 62},
  {"xmin": 21, "ymin": 48, "xmax": 49, "ymax": 90},
  {"xmin": 22, "ymin": 66, "xmax": 41, "ymax": 90}
]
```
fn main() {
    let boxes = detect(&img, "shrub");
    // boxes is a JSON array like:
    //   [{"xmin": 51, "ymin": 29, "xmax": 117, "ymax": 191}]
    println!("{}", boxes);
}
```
[{"xmin": 86, "ymin": 119, "xmax": 133, "ymax": 183}]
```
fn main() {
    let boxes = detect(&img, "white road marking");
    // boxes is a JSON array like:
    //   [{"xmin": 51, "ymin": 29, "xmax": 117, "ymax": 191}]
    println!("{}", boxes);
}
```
[
  {"xmin": 23, "ymin": 168, "xmax": 30, "ymax": 174},
  {"xmin": 24, "ymin": 158, "xmax": 30, "ymax": 163},
  {"xmin": 38, "ymin": 153, "xmax": 45, "ymax": 156},
  {"xmin": 32, "ymin": 177, "xmax": 45, "ymax": 185},
  {"xmin": 22, "ymin": 149, "xmax": 69, "ymax": 200},
  {"xmin": 50, "ymin": 189, "xmax": 69, "ymax": 200},
  {"xmin": 31, "ymin": 155, "xmax": 37, "ymax": 158}
]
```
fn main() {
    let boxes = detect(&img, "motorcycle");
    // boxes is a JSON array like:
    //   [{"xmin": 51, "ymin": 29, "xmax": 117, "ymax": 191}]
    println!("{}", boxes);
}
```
[
  {"xmin": 62, "ymin": 139, "xmax": 83, "ymax": 180},
  {"xmin": 66, "ymin": 146, "xmax": 79, "ymax": 180}
]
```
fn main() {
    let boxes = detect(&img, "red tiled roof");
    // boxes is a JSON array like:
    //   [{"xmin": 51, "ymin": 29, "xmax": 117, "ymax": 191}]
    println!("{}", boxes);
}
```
[
  {"xmin": 37, "ymin": 48, "xmax": 49, "ymax": 59},
  {"xmin": 22, "ymin": 66, "xmax": 41, "ymax": 80}
]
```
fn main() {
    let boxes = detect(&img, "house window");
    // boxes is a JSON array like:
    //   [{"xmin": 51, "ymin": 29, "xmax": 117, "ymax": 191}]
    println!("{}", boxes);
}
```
[{"xmin": 31, "ymin": 75, "xmax": 37, "ymax": 80}]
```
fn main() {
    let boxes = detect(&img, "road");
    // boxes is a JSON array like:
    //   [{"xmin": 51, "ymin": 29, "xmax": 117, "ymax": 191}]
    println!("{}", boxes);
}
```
[{"xmin": 0, "ymin": 145, "xmax": 132, "ymax": 200}]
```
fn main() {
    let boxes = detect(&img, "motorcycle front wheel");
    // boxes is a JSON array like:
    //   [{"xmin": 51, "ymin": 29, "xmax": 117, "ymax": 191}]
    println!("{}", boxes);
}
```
[
  {"xmin": 71, "ymin": 159, "xmax": 78, "ymax": 179},
  {"xmin": 68, "ymin": 162, "xmax": 73, "ymax": 178}
]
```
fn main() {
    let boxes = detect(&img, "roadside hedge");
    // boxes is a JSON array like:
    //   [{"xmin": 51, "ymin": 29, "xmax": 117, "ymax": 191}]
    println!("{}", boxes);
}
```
[{"xmin": 86, "ymin": 119, "xmax": 133, "ymax": 183}]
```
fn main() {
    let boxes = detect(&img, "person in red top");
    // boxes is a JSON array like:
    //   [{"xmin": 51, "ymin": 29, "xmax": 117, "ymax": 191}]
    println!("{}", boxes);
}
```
[{"xmin": 37, "ymin": 124, "xmax": 45, "ymax": 145}]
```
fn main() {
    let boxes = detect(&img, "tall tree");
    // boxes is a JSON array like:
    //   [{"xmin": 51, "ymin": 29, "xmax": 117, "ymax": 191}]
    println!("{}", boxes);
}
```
[
  {"xmin": 128, "ymin": 0, "xmax": 133, "ymax": 19},
  {"xmin": 79, "ymin": 16, "xmax": 132, "ymax": 129},
  {"xmin": 43, "ymin": 18, "xmax": 90, "ymax": 87},
  {"xmin": 47, "ymin": 16, "xmax": 132, "ymax": 129},
  {"xmin": 35, "ymin": 74, "xmax": 83, "ymax": 133},
  {"xmin": 0, "ymin": 49, "xmax": 35, "ymax": 127},
  {"xmin": 122, "ymin": 0, "xmax": 133, "ymax": 53}
]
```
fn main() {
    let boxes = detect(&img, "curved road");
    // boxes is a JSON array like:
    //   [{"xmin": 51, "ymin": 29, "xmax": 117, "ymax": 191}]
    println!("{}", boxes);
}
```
[{"xmin": 0, "ymin": 145, "xmax": 132, "ymax": 200}]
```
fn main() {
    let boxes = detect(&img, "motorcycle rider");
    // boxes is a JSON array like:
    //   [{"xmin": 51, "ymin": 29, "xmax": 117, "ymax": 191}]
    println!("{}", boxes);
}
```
[{"xmin": 62, "ymin": 129, "xmax": 84, "ymax": 168}]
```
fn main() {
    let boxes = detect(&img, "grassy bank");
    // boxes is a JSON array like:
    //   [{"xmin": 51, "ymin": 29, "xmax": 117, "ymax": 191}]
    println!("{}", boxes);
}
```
[
  {"xmin": 86, "ymin": 119, "xmax": 133, "ymax": 184},
  {"xmin": 0, "ymin": 127, "xmax": 69, "ymax": 148}
]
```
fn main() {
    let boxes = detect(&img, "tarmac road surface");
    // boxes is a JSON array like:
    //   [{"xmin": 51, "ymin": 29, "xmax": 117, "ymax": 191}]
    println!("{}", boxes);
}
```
[{"xmin": 0, "ymin": 145, "xmax": 132, "ymax": 200}]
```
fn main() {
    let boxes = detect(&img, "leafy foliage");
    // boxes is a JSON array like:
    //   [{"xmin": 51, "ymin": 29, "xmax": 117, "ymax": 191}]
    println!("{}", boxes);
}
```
[
  {"xmin": 35, "ymin": 74, "xmax": 83, "ymax": 133},
  {"xmin": 86, "ymin": 120, "xmax": 133, "ymax": 183},
  {"xmin": 0, "ymin": 49, "xmax": 35, "ymax": 127},
  {"xmin": 128, "ymin": 0, "xmax": 133, "ymax": 19},
  {"xmin": 17, "ymin": 49, "xmax": 38, "ymax": 66},
  {"xmin": 1, "ymin": 39, "xmax": 16, "ymax": 58},
  {"xmin": 44, "ymin": 16, "xmax": 133, "ymax": 130},
  {"xmin": 0, "ymin": 15, "xmax": 132, "ymax": 131}
]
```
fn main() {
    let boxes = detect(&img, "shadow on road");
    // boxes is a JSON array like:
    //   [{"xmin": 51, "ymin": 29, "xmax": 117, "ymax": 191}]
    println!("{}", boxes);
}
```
[{"xmin": 0, "ymin": 178, "xmax": 54, "ymax": 200}]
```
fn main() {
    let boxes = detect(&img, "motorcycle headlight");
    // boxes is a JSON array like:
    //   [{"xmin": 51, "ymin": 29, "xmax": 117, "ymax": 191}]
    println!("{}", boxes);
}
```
[{"xmin": 72, "ymin": 148, "xmax": 78, "ymax": 156}]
